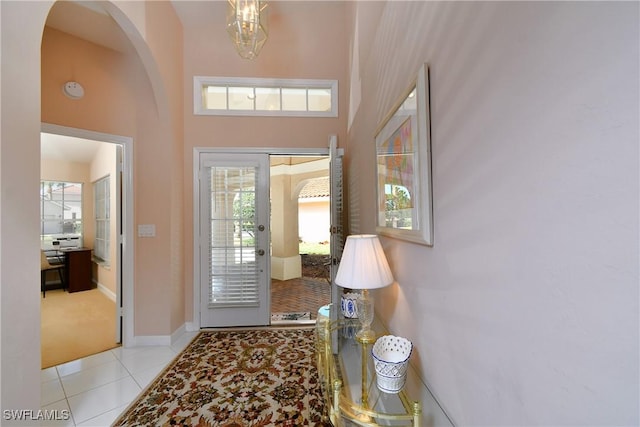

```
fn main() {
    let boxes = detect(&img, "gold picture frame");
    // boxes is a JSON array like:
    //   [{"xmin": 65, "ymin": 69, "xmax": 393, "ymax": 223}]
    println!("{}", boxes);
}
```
[{"xmin": 375, "ymin": 63, "xmax": 433, "ymax": 246}]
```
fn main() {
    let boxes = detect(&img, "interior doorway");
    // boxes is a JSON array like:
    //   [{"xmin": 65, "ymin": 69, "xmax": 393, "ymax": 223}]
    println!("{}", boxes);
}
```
[{"xmin": 40, "ymin": 124, "xmax": 133, "ymax": 367}]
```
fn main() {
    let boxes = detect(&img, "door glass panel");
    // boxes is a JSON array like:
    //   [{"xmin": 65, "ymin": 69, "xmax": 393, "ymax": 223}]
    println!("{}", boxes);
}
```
[{"xmin": 208, "ymin": 166, "xmax": 259, "ymax": 307}]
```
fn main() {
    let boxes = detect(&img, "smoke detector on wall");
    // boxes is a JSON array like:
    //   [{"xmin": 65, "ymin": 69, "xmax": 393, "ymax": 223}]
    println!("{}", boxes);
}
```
[{"xmin": 62, "ymin": 81, "xmax": 84, "ymax": 99}]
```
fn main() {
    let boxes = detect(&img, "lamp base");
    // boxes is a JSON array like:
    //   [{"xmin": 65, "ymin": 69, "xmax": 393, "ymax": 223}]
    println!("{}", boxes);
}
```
[
  {"xmin": 355, "ymin": 328, "xmax": 376, "ymax": 344},
  {"xmin": 355, "ymin": 289, "xmax": 376, "ymax": 344}
]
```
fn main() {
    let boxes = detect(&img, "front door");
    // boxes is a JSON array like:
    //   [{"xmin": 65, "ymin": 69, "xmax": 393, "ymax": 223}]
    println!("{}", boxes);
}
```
[{"xmin": 199, "ymin": 153, "xmax": 270, "ymax": 328}]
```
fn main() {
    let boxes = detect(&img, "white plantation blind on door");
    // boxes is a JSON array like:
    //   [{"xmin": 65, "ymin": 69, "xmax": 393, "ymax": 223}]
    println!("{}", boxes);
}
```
[
  {"xmin": 207, "ymin": 166, "xmax": 260, "ymax": 307},
  {"xmin": 329, "ymin": 135, "xmax": 345, "ymax": 339},
  {"xmin": 329, "ymin": 136, "xmax": 344, "ymax": 284}
]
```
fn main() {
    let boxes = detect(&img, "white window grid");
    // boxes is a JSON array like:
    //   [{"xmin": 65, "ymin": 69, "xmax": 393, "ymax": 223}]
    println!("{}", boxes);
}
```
[
  {"xmin": 40, "ymin": 181, "xmax": 83, "ymax": 245},
  {"xmin": 94, "ymin": 175, "xmax": 110, "ymax": 265},
  {"xmin": 194, "ymin": 76, "xmax": 338, "ymax": 117}
]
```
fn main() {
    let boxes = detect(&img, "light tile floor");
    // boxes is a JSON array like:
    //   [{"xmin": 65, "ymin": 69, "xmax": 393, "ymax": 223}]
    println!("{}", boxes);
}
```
[
  {"xmin": 40, "ymin": 331, "xmax": 199, "ymax": 427},
  {"xmin": 40, "ymin": 278, "xmax": 328, "ymax": 426}
]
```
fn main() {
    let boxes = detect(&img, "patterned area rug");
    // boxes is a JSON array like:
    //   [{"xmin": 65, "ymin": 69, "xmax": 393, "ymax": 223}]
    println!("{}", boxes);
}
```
[{"xmin": 112, "ymin": 328, "xmax": 330, "ymax": 426}]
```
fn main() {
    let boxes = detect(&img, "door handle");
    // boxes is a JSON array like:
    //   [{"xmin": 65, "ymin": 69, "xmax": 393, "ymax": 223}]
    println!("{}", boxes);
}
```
[
  {"xmin": 258, "ymin": 224, "xmax": 265, "ymax": 231},
  {"xmin": 257, "ymin": 249, "xmax": 265, "ymax": 256}
]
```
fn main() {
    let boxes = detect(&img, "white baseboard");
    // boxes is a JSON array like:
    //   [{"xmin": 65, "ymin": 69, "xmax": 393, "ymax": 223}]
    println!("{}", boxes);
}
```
[
  {"xmin": 128, "ymin": 323, "xmax": 194, "ymax": 347},
  {"xmin": 171, "ymin": 324, "xmax": 186, "ymax": 343},
  {"xmin": 131, "ymin": 335, "xmax": 172, "ymax": 346},
  {"xmin": 185, "ymin": 322, "xmax": 199, "ymax": 332},
  {"xmin": 96, "ymin": 281, "xmax": 117, "ymax": 302}
]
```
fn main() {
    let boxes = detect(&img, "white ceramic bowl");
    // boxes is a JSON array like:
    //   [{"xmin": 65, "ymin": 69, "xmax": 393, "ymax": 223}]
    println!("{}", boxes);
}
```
[
  {"xmin": 374, "ymin": 372, "xmax": 408, "ymax": 394},
  {"xmin": 371, "ymin": 335, "xmax": 413, "ymax": 393}
]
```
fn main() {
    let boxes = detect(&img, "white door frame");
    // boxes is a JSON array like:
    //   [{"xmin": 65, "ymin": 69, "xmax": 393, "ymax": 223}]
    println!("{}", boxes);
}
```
[
  {"xmin": 192, "ymin": 146, "xmax": 341, "ymax": 330},
  {"xmin": 41, "ymin": 123, "xmax": 134, "ymax": 347}
]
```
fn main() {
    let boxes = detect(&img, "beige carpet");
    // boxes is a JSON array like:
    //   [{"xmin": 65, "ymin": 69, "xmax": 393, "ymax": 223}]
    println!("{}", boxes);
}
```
[{"xmin": 41, "ymin": 288, "xmax": 119, "ymax": 369}]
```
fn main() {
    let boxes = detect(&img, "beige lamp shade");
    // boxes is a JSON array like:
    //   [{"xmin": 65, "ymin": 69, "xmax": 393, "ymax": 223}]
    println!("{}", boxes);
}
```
[{"xmin": 335, "ymin": 234, "xmax": 394, "ymax": 290}]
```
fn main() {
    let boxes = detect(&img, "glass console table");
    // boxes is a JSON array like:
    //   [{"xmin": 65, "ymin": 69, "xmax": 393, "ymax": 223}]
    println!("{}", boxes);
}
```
[{"xmin": 316, "ymin": 304, "xmax": 422, "ymax": 426}]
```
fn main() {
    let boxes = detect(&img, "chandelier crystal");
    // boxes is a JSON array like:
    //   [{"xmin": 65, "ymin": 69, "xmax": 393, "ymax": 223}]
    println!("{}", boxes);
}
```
[{"xmin": 226, "ymin": 0, "xmax": 268, "ymax": 60}]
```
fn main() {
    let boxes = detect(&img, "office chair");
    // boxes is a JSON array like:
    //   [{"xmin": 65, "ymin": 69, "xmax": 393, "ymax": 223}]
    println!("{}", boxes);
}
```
[{"xmin": 41, "ymin": 250, "xmax": 65, "ymax": 298}]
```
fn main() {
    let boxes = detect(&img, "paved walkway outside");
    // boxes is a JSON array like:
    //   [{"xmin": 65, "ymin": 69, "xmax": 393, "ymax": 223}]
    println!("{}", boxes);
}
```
[{"xmin": 271, "ymin": 277, "xmax": 331, "ymax": 320}]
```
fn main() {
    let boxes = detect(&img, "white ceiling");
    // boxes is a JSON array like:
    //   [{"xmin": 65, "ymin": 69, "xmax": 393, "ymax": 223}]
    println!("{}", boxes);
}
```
[
  {"xmin": 41, "ymin": 133, "xmax": 105, "ymax": 163},
  {"xmin": 45, "ymin": 1, "xmax": 131, "ymax": 53}
]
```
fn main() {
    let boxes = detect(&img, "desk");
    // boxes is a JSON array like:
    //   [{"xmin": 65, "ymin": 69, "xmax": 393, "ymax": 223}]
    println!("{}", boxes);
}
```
[{"xmin": 59, "ymin": 248, "xmax": 92, "ymax": 293}]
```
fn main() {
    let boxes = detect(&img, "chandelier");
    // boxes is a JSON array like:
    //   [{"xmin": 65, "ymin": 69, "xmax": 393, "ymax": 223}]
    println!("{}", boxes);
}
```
[{"xmin": 226, "ymin": 0, "xmax": 269, "ymax": 60}]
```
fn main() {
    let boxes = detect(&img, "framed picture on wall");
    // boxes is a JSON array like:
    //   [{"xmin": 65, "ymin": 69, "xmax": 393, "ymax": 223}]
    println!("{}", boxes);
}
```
[{"xmin": 375, "ymin": 63, "xmax": 433, "ymax": 246}]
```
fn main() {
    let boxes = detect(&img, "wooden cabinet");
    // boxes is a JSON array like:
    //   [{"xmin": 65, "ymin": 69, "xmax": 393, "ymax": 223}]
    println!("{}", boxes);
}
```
[{"xmin": 64, "ymin": 248, "xmax": 92, "ymax": 293}]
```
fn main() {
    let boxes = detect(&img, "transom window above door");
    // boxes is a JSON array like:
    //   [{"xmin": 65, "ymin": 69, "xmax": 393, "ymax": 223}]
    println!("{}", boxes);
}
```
[{"xmin": 193, "ymin": 76, "xmax": 338, "ymax": 117}]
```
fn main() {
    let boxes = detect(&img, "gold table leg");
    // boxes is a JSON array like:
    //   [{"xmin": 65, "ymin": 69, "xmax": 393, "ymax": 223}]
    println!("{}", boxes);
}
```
[
  {"xmin": 356, "ymin": 333, "xmax": 375, "ymax": 411},
  {"xmin": 361, "ymin": 339, "xmax": 369, "ymax": 409}
]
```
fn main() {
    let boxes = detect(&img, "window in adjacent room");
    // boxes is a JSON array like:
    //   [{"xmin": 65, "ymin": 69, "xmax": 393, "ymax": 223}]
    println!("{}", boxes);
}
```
[
  {"xmin": 94, "ymin": 175, "xmax": 110, "ymax": 265},
  {"xmin": 40, "ymin": 181, "xmax": 83, "ymax": 248},
  {"xmin": 194, "ymin": 76, "xmax": 338, "ymax": 117}
]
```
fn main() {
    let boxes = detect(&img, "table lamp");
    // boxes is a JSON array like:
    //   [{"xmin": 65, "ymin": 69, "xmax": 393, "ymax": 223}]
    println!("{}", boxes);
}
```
[{"xmin": 335, "ymin": 234, "xmax": 394, "ymax": 343}]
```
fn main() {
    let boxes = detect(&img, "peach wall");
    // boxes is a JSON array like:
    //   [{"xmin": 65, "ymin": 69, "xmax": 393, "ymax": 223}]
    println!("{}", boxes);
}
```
[
  {"xmin": 180, "ymin": 1, "xmax": 348, "ymax": 321},
  {"xmin": 144, "ymin": 1, "xmax": 185, "ymax": 336},
  {"xmin": 132, "ymin": 95, "xmax": 174, "ymax": 336},
  {"xmin": 122, "ymin": 1, "xmax": 185, "ymax": 337},
  {"xmin": 41, "ymin": 28, "xmax": 135, "ymax": 134}
]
